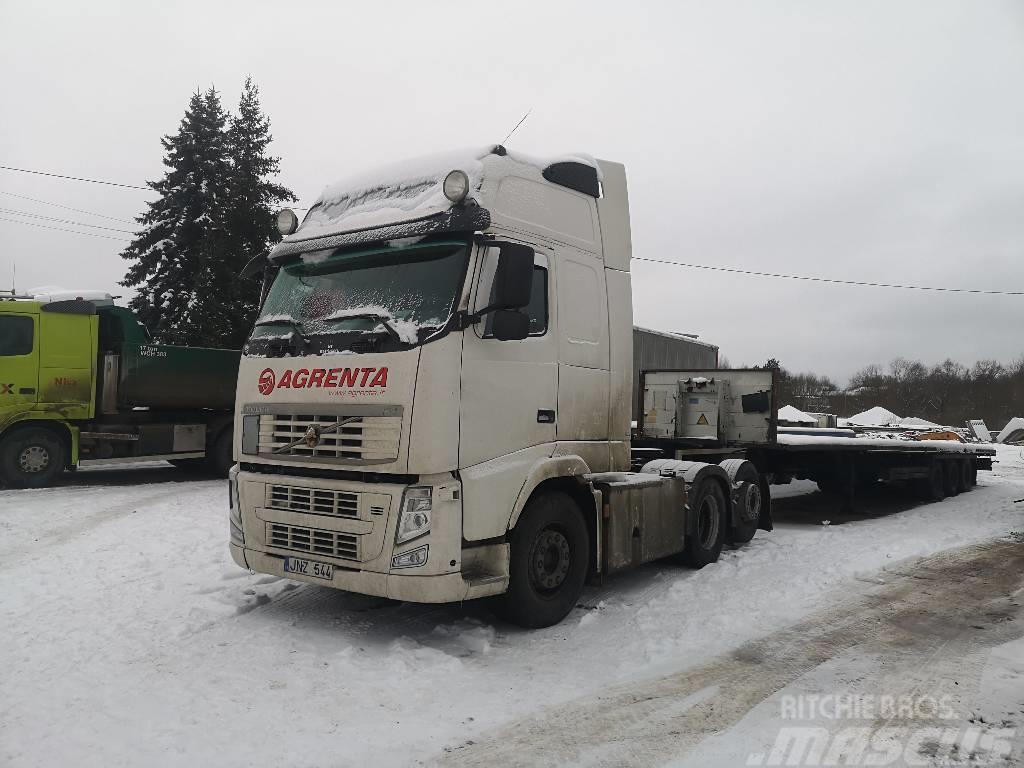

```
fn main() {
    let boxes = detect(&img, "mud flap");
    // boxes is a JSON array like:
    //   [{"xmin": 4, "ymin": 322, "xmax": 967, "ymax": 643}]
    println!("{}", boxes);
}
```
[{"xmin": 757, "ymin": 474, "xmax": 773, "ymax": 531}]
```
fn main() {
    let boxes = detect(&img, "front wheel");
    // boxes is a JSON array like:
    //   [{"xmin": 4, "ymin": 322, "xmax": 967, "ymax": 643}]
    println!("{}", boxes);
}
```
[
  {"xmin": 497, "ymin": 491, "xmax": 589, "ymax": 629},
  {"xmin": 0, "ymin": 428, "xmax": 66, "ymax": 489}
]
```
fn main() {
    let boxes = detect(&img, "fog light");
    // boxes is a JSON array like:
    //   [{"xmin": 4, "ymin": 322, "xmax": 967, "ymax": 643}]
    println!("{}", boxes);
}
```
[
  {"xmin": 392, "ymin": 545, "xmax": 428, "ymax": 569},
  {"xmin": 442, "ymin": 170, "xmax": 469, "ymax": 203},
  {"xmin": 276, "ymin": 208, "xmax": 299, "ymax": 235}
]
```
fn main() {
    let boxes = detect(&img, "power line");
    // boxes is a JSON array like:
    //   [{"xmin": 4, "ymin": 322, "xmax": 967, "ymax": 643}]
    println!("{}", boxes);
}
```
[
  {"xmin": 632, "ymin": 255, "xmax": 1024, "ymax": 296},
  {"xmin": 0, "ymin": 216, "xmax": 131, "ymax": 242},
  {"xmin": 0, "ymin": 164, "xmax": 150, "ymax": 191},
  {"xmin": 0, "ymin": 207, "xmax": 137, "ymax": 233},
  {"xmin": 0, "ymin": 190, "xmax": 136, "ymax": 223}
]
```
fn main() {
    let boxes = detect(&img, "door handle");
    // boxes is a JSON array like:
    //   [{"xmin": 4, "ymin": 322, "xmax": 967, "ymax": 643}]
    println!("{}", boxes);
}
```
[
  {"xmin": 19, "ymin": 387, "xmax": 35, "ymax": 395},
  {"xmin": 537, "ymin": 409, "xmax": 556, "ymax": 424}
]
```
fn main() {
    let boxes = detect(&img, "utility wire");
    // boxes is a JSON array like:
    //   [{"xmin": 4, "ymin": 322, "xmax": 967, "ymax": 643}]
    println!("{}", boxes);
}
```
[
  {"xmin": 0, "ymin": 207, "xmax": 137, "ymax": 234},
  {"xmin": 0, "ymin": 216, "xmax": 132, "ymax": 242},
  {"xmin": 0, "ymin": 190, "xmax": 136, "ymax": 223},
  {"xmin": 632, "ymin": 255, "xmax": 1024, "ymax": 296},
  {"xmin": 0, "ymin": 164, "xmax": 150, "ymax": 190}
]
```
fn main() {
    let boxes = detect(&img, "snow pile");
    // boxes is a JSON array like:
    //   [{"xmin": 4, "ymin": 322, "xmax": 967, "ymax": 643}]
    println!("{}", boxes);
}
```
[
  {"xmin": 898, "ymin": 416, "xmax": 942, "ymax": 429},
  {"xmin": 997, "ymin": 417, "xmax": 1024, "ymax": 444},
  {"xmin": 778, "ymin": 405, "xmax": 817, "ymax": 425},
  {"xmin": 846, "ymin": 406, "xmax": 901, "ymax": 427}
]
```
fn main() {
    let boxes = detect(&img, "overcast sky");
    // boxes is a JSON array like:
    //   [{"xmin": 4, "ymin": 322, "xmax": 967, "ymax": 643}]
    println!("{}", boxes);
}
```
[{"xmin": 1, "ymin": 1, "xmax": 1021, "ymax": 383}]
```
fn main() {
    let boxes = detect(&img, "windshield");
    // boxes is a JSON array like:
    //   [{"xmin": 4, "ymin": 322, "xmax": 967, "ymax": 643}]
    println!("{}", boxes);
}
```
[{"xmin": 248, "ymin": 239, "xmax": 469, "ymax": 355}]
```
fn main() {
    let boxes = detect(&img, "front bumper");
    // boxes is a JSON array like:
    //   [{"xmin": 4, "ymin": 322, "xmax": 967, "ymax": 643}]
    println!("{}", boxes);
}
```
[
  {"xmin": 230, "ymin": 542, "xmax": 506, "ymax": 602},
  {"xmin": 232, "ymin": 468, "xmax": 508, "ymax": 603}
]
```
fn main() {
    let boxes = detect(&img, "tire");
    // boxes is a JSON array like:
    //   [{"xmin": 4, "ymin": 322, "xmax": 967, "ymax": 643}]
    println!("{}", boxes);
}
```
[
  {"xmin": 958, "ymin": 458, "xmax": 972, "ymax": 492},
  {"xmin": 719, "ymin": 459, "xmax": 760, "ymax": 545},
  {"xmin": 916, "ymin": 460, "xmax": 945, "ymax": 502},
  {"xmin": 0, "ymin": 428, "xmax": 66, "ymax": 489},
  {"xmin": 942, "ymin": 459, "xmax": 960, "ymax": 497},
  {"xmin": 681, "ymin": 479, "xmax": 727, "ymax": 568},
  {"xmin": 205, "ymin": 429, "xmax": 234, "ymax": 478},
  {"xmin": 497, "ymin": 491, "xmax": 590, "ymax": 629}
]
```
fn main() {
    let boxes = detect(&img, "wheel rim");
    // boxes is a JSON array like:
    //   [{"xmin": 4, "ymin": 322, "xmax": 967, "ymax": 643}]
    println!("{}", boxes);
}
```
[
  {"xmin": 528, "ymin": 527, "xmax": 572, "ymax": 593},
  {"xmin": 743, "ymin": 484, "xmax": 761, "ymax": 521},
  {"xmin": 697, "ymin": 493, "xmax": 721, "ymax": 548},
  {"xmin": 18, "ymin": 445, "xmax": 50, "ymax": 474}
]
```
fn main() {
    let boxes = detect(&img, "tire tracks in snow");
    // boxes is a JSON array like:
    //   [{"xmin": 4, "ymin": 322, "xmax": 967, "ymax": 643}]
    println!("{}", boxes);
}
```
[
  {"xmin": 0, "ymin": 482, "xmax": 216, "ymax": 567},
  {"xmin": 435, "ymin": 538, "xmax": 1024, "ymax": 767}
]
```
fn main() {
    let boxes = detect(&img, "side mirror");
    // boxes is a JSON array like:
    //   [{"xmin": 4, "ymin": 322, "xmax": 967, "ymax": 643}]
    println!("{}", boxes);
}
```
[
  {"xmin": 491, "ymin": 309, "xmax": 530, "ymax": 341},
  {"xmin": 488, "ymin": 243, "xmax": 534, "ymax": 311}
]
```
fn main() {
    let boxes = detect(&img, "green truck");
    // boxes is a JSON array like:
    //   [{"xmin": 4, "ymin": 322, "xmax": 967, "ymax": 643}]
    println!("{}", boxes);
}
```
[{"xmin": 0, "ymin": 292, "xmax": 240, "ymax": 488}]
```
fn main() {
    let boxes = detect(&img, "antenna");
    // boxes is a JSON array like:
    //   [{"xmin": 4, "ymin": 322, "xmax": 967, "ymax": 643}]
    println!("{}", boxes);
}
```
[{"xmin": 501, "ymin": 108, "xmax": 533, "ymax": 146}]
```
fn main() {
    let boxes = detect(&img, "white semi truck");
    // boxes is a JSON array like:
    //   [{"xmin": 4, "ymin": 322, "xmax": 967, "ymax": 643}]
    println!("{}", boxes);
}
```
[{"xmin": 228, "ymin": 146, "xmax": 995, "ymax": 627}]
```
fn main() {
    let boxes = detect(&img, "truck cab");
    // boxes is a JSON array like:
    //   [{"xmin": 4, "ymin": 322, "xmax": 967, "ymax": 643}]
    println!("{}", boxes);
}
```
[
  {"xmin": 230, "ymin": 147, "xmax": 759, "ymax": 626},
  {"xmin": 0, "ymin": 293, "xmax": 238, "ymax": 488}
]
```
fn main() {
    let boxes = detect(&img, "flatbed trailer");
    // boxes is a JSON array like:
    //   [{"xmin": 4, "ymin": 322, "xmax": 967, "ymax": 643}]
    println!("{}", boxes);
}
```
[{"xmin": 633, "ymin": 369, "xmax": 995, "ymax": 512}]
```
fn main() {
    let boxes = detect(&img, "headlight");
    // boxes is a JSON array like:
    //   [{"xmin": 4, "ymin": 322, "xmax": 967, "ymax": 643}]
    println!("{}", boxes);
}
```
[{"xmin": 395, "ymin": 486, "xmax": 432, "ymax": 544}]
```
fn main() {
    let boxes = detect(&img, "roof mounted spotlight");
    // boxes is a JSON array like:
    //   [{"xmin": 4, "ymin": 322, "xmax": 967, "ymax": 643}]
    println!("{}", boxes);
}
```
[
  {"xmin": 442, "ymin": 170, "xmax": 470, "ymax": 204},
  {"xmin": 276, "ymin": 208, "xmax": 299, "ymax": 236}
]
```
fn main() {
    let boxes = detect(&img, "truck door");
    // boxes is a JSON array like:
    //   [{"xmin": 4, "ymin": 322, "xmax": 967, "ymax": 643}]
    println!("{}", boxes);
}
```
[
  {"xmin": 0, "ymin": 313, "xmax": 40, "ymax": 414},
  {"xmin": 459, "ymin": 246, "xmax": 558, "ymax": 467}
]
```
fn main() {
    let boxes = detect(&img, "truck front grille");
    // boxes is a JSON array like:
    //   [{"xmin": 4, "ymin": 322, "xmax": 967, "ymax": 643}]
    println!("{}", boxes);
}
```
[
  {"xmin": 267, "ymin": 523, "xmax": 359, "ymax": 560},
  {"xmin": 267, "ymin": 484, "xmax": 359, "ymax": 518},
  {"xmin": 258, "ymin": 414, "xmax": 401, "ymax": 463}
]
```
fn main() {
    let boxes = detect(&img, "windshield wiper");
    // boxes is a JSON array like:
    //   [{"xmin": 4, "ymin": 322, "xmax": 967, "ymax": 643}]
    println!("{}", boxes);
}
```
[
  {"xmin": 254, "ymin": 317, "xmax": 312, "ymax": 350},
  {"xmin": 321, "ymin": 313, "xmax": 404, "ymax": 344}
]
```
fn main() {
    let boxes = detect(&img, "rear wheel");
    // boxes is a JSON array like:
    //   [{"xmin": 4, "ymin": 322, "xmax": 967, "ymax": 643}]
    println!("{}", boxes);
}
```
[
  {"xmin": 958, "ymin": 458, "xmax": 972, "ymax": 492},
  {"xmin": 681, "ymin": 479, "xmax": 727, "ymax": 568},
  {"xmin": 497, "ymin": 491, "xmax": 589, "ymax": 628},
  {"xmin": 916, "ymin": 460, "xmax": 946, "ymax": 502},
  {"xmin": 205, "ymin": 429, "xmax": 234, "ymax": 477},
  {"xmin": 0, "ymin": 428, "xmax": 66, "ymax": 489},
  {"xmin": 943, "ymin": 460, "xmax": 960, "ymax": 497},
  {"xmin": 719, "ymin": 459, "xmax": 760, "ymax": 545}
]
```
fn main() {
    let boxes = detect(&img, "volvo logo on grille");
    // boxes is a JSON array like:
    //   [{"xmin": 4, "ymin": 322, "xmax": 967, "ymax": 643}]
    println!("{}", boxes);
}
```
[
  {"xmin": 258, "ymin": 368, "xmax": 276, "ymax": 396},
  {"xmin": 303, "ymin": 425, "xmax": 322, "ymax": 448}
]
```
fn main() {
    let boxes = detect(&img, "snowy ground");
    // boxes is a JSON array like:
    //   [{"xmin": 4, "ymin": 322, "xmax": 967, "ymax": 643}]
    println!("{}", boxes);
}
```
[{"xmin": 2, "ymin": 447, "xmax": 1023, "ymax": 767}]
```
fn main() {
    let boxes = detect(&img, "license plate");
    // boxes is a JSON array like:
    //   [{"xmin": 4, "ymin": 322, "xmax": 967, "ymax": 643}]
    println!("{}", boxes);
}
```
[{"xmin": 284, "ymin": 557, "xmax": 334, "ymax": 580}]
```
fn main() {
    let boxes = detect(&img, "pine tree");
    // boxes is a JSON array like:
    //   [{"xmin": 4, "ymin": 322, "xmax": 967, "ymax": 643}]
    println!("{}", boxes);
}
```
[
  {"xmin": 121, "ymin": 87, "xmax": 233, "ymax": 347},
  {"xmin": 221, "ymin": 77, "xmax": 296, "ymax": 346}
]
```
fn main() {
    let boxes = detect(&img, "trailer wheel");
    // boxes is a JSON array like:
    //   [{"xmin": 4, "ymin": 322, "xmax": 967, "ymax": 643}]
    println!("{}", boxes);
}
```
[
  {"xmin": 917, "ymin": 460, "xmax": 946, "ymax": 502},
  {"xmin": 957, "ymin": 458, "xmax": 972, "ymax": 492},
  {"xmin": 497, "ymin": 491, "xmax": 589, "ymax": 628},
  {"xmin": 680, "ymin": 479, "xmax": 727, "ymax": 568},
  {"xmin": 942, "ymin": 460, "xmax": 960, "ymax": 497},
  {"xmin": 0, "ymin": 428, "xmax": 65, "ymax": 489}
]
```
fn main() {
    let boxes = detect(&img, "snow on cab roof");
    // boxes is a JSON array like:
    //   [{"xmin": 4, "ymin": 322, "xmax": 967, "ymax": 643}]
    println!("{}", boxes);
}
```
[
  {"xmin": 290, "ymin": 146, "xmax": 600, "ymax": 242},
  {"xmin": 27, "ymin": 286, "xmax": 114, "ymax": 305}
]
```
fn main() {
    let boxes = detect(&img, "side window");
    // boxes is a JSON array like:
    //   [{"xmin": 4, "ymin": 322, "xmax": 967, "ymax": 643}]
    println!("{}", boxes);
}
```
[
  {"xmin": 482, "ymin": 266, "xmax": 548, "ymax": 337},
  {"xmin": 0, "ymin": 316, "xmax": 34, "ymax": 356}
]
